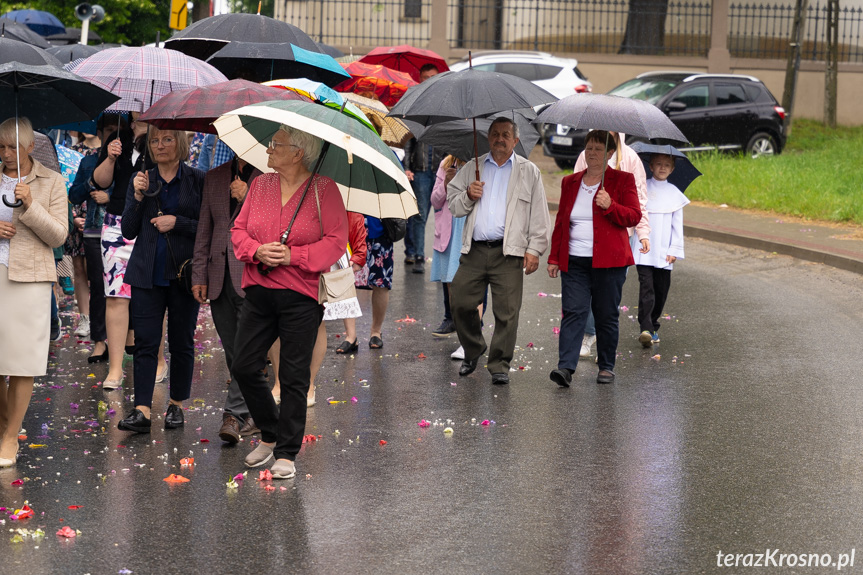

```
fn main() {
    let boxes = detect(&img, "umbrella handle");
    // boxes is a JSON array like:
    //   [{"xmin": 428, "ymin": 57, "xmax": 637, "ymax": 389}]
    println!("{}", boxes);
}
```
[
  {"xmin": 141, "ymin": 170, "xmax": 162, "ymax": 198},
  {"xmin": 2, "ymin": 195, "xmax": 22, "ymax": 208},
  {"xmin": 6, "ymin": 91, "xmax": 24, "ymax": 208}
]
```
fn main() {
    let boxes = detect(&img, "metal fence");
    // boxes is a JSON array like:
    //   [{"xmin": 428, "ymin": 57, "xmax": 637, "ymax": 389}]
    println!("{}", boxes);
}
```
[{"xmin": 729, "ymin": 1, "xmax": 863, "ymax": 62}]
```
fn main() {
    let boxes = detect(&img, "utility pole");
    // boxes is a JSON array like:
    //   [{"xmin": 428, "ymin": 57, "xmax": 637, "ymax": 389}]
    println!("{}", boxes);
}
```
[
  {"xmin": 781, "ymin": 0, "xmax": 808, "ymax": 137},
  {"xmin": 824, "ymin": 0, "xmax": 839, "ymax": 127}
]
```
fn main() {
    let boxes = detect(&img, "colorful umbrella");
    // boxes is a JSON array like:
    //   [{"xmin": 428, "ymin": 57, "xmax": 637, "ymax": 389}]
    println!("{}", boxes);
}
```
[
  {"xmin": 335, "ymin": 62, "xmax": 417, "ymax": 107},
  {"xmin": 70, "ymin": 46, "xmax": 228, "ymax": 113},
  {"xmin": 206, "ymin": 42, "xmax": 349, "ymax": 85},
  {"xmin": 213, "ymin": 99, "xmax": 417, "ymax": 219},
  {"xmin": 342, "ymin": 92, "xmax": 412, "ymax": 148},
  {"xmin": 137, "ymin": 79, "xmax": 307, "ymax": 134},
  {"xmin": 262, "ymin": 78, "xmax": 374, "ymax": 131},
  {"xmin": 359, "ymin": 45, "xmax": 448, "ymax": 83}
]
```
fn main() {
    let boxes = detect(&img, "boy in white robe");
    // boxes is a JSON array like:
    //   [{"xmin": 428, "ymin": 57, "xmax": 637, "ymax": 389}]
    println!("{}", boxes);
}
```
[{"xmin": 631, "ymin": 153, "xmax": 690, "ymax": 347}]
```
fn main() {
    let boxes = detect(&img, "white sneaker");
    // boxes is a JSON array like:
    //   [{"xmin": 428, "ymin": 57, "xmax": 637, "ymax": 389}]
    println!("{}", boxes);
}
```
[
  {"xmin": 580, "ymin": 334, "xmax": 596, "ymax": 358},
  {"xmin": 451, "ymin": 345, "xmax": 465, "ymax": 360},
  {"xmin": 74, "ymin": 315, "xmax": 90, "ymax": 337}
]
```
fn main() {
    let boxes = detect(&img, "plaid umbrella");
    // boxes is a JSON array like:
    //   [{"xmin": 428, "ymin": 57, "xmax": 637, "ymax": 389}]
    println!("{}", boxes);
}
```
[
  {"xmin": 137, "ymin": 79, "xmax": 307, "ymax": 134},
  {"xmin": 342, "ymin": 92, "xmax": 412, "ymax": 147},
  {"xmin": 359, "ymin": 45, "xmax": 449, "ymax": 83},
  {"xmin": 69, "ymin": 46, "xmax": 228, "ymax": 113},
  {"xmin": 334, "ymin": 62, "xmax": 417, "ymax": 107}
]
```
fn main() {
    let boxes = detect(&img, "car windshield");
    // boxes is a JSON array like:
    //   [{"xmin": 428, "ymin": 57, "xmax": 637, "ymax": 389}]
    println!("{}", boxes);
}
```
[{"xmin": 607, "ymin": 78, "xmax": 680, "ymax": 104}]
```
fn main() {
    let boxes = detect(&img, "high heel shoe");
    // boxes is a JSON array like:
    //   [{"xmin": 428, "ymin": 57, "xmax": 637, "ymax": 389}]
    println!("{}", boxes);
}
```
[{"xmin": 88, "ymin": 344, "xmax": 109, "ymax": 364}]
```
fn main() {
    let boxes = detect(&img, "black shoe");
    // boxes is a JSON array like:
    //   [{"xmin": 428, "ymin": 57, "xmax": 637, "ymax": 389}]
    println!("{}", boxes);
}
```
[
  {"xmin": 404, "ymin": 255, "xmax": 415, "ymax": 264},
  {"xmin": 50, "ymin": 320, "xmax": 61, "ymax": 342},
  {"xmin": 412, "ymin": 259, "xmax": 425, "ymax": 273},
  {"xmin": 164, "ymin": 403, "xmax": 184, "ymax": 429},
  {"xmin": 218, "ymin": 414, "xmax": 241, "ymax": 445},
  {"xmin": 491, "ymin": 373, "xmax": 510, "ymax": 385},
  {"xmin": 125, "ymin": 345, "xmax": 135, "ymax": 356},
  {"xmin": 118, "ymin": 409, "xmax": 151, "ymax": 433},
  {"xmin": 431, "ymin": 318, "xmax": 456, "ymax": 338},
  {"xmin": 550, "ymin": 368, "xmax": 572, "ymax": 388},
  {"xmin": 459, "ymin": 359, "xmax": 478, "ymax": 376},
  {"xmin": 335, "ymin": 338, "xmax": 359, "ymax": 354},
  {"xmin": 596, "ymin": 370, "xmax": 616, "ymax": 384},
  {"xmin": 88, "ymin": 344, "xmax": 109, "ymax": 364}
]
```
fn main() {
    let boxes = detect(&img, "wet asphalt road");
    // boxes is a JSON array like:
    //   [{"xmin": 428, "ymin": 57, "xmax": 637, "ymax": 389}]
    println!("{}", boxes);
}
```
[{"xmin": 2, "ymin": 238, "xmax": 863, "ymax": 575}]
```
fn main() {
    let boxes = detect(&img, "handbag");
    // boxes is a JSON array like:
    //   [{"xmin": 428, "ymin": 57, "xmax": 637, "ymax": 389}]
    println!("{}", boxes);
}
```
[{"xmin": 382, "ymin": 217, "xmax": 407, "ymax": 242}]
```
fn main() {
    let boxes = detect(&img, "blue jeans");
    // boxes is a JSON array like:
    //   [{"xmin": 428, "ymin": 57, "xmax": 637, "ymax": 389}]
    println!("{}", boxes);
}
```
[
  {"xmin": 404, "ymin": 169, "xmax": 434, "ymax": 258},
  {"xmin": 559, "ymin": 257, "xmax": 627, "ymax": 372}
]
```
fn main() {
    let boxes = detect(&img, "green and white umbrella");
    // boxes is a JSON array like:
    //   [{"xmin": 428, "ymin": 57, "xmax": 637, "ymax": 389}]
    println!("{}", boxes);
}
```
[{"xmin": 213, "ymin": 99, "xmax": 417, "ymax": 220}]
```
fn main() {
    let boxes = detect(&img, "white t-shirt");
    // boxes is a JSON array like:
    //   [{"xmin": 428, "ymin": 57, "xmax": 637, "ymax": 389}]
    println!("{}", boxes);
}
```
[{"xmin": 568, "ymin": 180, "xmax": 599, "ymax": 257}]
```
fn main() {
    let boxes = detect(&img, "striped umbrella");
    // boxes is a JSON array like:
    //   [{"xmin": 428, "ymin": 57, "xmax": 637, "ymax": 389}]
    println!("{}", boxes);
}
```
[{"xmin": 214, "ymin": 99, "xmax": 417, "ymax": 219}]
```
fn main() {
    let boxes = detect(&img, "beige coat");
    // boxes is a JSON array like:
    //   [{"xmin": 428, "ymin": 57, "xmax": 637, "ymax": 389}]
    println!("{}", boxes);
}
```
[
  {"xmin": 447, "ymin": 152, "xmax": 551, "ymax": 258},
  {"xmin": 2, "ymin": 158, "xmax": 69, "ymax": 283}
]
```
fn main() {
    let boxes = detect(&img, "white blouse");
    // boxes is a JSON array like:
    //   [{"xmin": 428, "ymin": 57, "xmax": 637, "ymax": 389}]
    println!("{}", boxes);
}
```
[{"xmin": 568, "ymin": 179, "xmax": 599, "ymax": 257}]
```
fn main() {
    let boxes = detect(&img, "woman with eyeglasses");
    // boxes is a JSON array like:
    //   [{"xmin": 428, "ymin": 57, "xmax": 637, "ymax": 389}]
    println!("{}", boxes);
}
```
[
  {"xmin": 116, "ymin": 128, "xmax": 205, "ymax": 433},
  {"xmin": 231, "ymin": 126, "xmax": 347, "ymax": 479}
]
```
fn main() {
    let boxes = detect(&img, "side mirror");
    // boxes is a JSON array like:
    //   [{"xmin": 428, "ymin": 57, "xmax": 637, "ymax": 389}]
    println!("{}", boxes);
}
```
[{"xmin": 666, "ymin": 101, "xmax": 687, "ymax": 113}]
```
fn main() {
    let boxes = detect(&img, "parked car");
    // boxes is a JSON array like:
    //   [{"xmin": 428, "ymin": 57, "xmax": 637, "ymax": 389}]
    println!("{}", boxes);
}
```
[
  {"xmin": 541, "ymin": 71, "xmax": 787, "ymax": 169},
  {"xmin": 449, "ymin": 51, "xmax": 592, "ymax": 100}
]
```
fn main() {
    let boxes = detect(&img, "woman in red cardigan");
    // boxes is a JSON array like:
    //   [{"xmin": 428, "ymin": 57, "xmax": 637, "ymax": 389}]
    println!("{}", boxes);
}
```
[{"xmin": 547, "ymin": 131, "xmax": 642, "ymax": 386}]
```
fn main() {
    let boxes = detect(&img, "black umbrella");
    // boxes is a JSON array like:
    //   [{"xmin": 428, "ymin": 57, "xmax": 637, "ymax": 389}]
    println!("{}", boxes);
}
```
[
  {"xmin": 0, "ymin": 38, "xmax": 120, "ymax": 206},
  {"xmin": 0, "ymin": 18, "xmax": 51, "ymax": 48},
  {"xmin": 163, "ymin": 13, "xmax": 320, "ymax": 61},
  {"xmin": 46, "ymin": 43, "xmax": 105, "ymax": 64},
  {"xmin": 629, "ymin": 142, "xmax": 702, "ymax": 193},
  {"xmin": 206, "ymin": 41, "xmax": 349, "ymax": 86},
  {"xmin": 407, "ymin": 110, "xmax": 540, "ymax": 163},
  {"xmin": 45, "ymin": 27, "xmax": 103, "ymax": 45}
]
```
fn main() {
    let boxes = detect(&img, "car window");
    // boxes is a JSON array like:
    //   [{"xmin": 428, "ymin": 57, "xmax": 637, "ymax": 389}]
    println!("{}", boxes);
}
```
[
  {"xmin": 608, "ymin": 78, "xmax": 680, "ymax": 104},
  {"xmin": 671, "ymin": 85, "xmax": 709, "ymax": 108},
  {"xmin": 472, "ymin": 64, "xmax": 496, "ymax": 73},
  {"xmin": 495, "ymin": 63, "xmax": 540, "ymax": 81},
  {"xmin": 716, "ymin": 83, "xmax": 748, "ymax": 105}
]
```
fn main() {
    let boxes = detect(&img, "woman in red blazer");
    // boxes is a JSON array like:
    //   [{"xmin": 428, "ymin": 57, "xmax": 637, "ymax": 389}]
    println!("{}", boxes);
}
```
[{"xmin": 547, "ymin": 131, "xmax": 641, "ymax": 386}]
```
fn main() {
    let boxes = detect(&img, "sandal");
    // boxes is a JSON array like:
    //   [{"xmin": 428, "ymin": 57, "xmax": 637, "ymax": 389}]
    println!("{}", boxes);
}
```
[
  {"xmin": 335, "ymin": 339, "xmax": 359, "ymax": 354},
  {"xmin": 369, "ymin": 335, "xmax": 383, "ymax": 349}
]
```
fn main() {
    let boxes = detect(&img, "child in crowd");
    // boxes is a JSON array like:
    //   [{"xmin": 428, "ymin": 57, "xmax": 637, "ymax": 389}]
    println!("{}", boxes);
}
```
[{"xmin": 631, "ymin": 153, "xmax": 689, "ymax": 347}]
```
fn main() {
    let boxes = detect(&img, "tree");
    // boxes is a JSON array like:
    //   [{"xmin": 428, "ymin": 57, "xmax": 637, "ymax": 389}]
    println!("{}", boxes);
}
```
[
  {"xmin": 619, "ymin": 0, "xmax": 670, "ymax": 55},
  {"xmin": 0, "ymin": 0, "xmax": 171, "ymax": 46}
]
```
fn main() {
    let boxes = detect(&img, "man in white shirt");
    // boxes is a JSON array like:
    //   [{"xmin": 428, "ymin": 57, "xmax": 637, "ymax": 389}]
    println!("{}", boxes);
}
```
[{"xmin": 446, "ymin": 117, "xmax": 551, "ymax": 385}]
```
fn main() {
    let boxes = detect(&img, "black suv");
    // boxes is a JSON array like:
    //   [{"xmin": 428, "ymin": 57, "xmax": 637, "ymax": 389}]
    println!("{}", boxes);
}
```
[{"xmin": 541, "ymin": 72, "xmax": 787, "ymax": 169}]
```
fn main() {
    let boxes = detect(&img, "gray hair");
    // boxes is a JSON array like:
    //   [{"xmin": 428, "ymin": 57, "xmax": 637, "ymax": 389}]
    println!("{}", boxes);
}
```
[
  {"xmin": 0, "ymin": 117, "xmax": 35, "ymax": 150},
  {"xmin": 278, "ymin": 124, "xmax": 323, "ymax": 170},
  {"xmin": 489, "ymin": 116, "xmax": 519, "ymax": 140}
]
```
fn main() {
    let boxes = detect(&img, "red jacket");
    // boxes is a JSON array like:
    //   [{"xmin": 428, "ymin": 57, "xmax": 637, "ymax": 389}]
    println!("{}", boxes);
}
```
[
  {"xmin": 549, "ymin": 168, "xmax": 642, "ymax": 271},
  {"xmin": 347, "ymin": 211, "xmax": 368, "ymax": 267}
]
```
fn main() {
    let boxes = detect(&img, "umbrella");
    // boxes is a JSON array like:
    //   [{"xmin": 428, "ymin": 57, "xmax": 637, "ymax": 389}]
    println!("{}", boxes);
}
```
[
  {"xmin": 316, "ymin": 41, "xmax": 343, "ymax": 58},
  {"xmin": 407, "ymin": 110, "xmax": 540, "ymax": 163},
  {"xmin": 534, "ymin": 93, "xmax": 688, "ymax": 143},
  {"xmin": 138, "ymin": 79, "xmax": 307, "ymax": 133},
  {"xmin": 206, "ymin": 42, "xmax": 350, "ymax": 86},
  {"xmin": 69, "ymin": 46, "xmax": 228, "ymax": 113},
  {"xmin": 359, "ymin": 45, "xmax": 449, "ymax": 83},
  {"xmin": 262, "ymin": 78, "xmax": 374, "ymax": 131},
  {"xmin": 629, "ymin": 142, "xmax": 702, "ymax": 193},
  {"xmin": 213, "ymin": 99, "xmax": 417, "ymax": 220},
  {"xmin": 45, "ymin": 27, "xmax": 103, "ymax": 45},
  {"xmin": 164, "ymin": 13, "xmax": 320, "ymax": 61},
  {"xmin": 46, "ymin": 43, "xmax": 105, "ymax": 64},
  {"xmin": 0, "ymin": 38, "xmax": 120, "ymax": 206},
  {"xmin": 2, "ymin": 9, "xmax": 65, "ymax": 37},
  {"xmin": 342, "ymin": 92, "xmax": 412, "ymax": 147},
  {"xmin": 0, "ymin": 18, "xmax": 51, "ymax": 48},
  {"xmin": 334, "ymin": 62, "xmax": 417, "ymax": 107}
]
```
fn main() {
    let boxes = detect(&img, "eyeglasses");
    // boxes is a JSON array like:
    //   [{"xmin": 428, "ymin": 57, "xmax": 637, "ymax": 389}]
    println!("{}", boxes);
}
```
[
  {"xmin": 150, "ymin": 137, "xmax": 176, "ymax": 147},
  {"xmin": 267, "ymin": 141, "xmax": 299, "ymax": 151}
]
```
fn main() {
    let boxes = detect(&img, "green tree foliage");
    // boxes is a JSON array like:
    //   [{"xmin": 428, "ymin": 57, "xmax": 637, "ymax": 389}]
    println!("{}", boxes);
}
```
[{"xmin": 0, "ymin": 0, "xmax": 171, "ymax": 46}]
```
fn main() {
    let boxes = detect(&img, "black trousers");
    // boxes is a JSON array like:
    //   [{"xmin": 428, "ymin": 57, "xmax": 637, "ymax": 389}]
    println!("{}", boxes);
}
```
[
  {"xmin": 83, "ymin": 236, "xmax": 107, "ymax": 342},
  {"xmin": 636, "ymin": 265, "xmax": 672, "ymax": 333},
  {"xmin": 232, "ymin": 286, "xmax": 322, "ymax": 461}
]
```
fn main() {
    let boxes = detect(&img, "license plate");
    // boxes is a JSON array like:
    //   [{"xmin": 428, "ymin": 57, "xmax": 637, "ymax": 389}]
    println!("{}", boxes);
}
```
[{"xmin": 550, "ymin": 136, "xmax": 573, "ymax": 146}]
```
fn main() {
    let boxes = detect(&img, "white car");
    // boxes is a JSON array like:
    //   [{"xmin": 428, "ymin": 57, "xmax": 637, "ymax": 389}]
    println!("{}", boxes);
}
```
[{"xmin": 449, "ymin": 51, "xmax": 592, "ymax": 100}]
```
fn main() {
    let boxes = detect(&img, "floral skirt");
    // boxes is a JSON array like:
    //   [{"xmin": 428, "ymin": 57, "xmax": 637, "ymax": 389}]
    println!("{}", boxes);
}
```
[
  {"xmin": 356, "ymin": 236, "xmax": 394, "ymax": 291},
  {"xmin": 101, "ymin": 214, "xmax": 134, "ymax": 299}
]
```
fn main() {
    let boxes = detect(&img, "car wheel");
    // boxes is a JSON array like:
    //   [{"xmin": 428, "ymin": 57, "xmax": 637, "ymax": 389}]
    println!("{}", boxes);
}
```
[
  {"xmin": 554, "ymin": 158, "xmax": 575, "ymax": 170},
  {"xmin": 746, "ymin": 132, "xmax": 778, "ymax": 158}
]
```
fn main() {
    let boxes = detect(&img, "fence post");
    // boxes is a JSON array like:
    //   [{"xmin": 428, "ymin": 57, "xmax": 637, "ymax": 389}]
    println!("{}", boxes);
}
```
[
  {"xmin": 708, "ymin": 0, "xmax": 732, "ymax": 72},
  {"xmin": 824, "ymin": 0, "xmax": 839, "ymax": 126},
  {"xmin": 429, "ymin": 0, "xmax": 450, "ymax": 59}
]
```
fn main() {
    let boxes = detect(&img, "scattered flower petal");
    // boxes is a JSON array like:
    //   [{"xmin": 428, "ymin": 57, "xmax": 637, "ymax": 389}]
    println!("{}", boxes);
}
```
[{"xmin": 163, "ymin": 474, "xmax": 190, "ymax": 484}]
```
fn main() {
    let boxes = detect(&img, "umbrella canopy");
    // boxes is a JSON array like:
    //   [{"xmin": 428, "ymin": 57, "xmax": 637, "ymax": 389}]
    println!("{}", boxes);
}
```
[
  {"xmin": 2, "ymin": 9, "xmax": 65, "ymax": 37},
  {"xmin": 388, "ymin": 67, "xmax": 557, "ymax": 124},
  {"xmin": 0, "ymin": 36, "xmax": 62, "ymax": 67},
  {"xmin": 342, "ymin": 92, "xmax": 412, "ymax": 148},
  {"xmin": 316, "ymin": 41, "xmax": 343, "ymax": 58},
  {"xmin": 46, "ymin": 43, "xmax": 105, "ymax": 64},
  {"xmin": 45, "ymin": 27, "xmax": 103, "ymax": 45},
  {"xmin": 213, "ymin": 99, "xmax": 417, "ymax": 219},
  {"xmin": 206, "ymin": 42, "xmax": 349, "ymax": 86},
  {"xmin": 138, "ymin": 79, "xmax": 307, "ymax": 133},
  {"xmin": 334, "ymin": 61, "xmax": 417, "ymax": 107},
  {"xmin": 0, "ymin": 18, "xmax": 51, "ymax": 48},
  {"xmin": 629, "ymin": 142, "xmax": 702, "ymax": 193},
  {"xmin": 70, "ymin": 46, "xmax": 228, "ymax": 113},
  {"xmin": 164, "ymin": 13, "xmax": 320, "ymax": 61},
  {"xmin": 359, "ymin": 45, "xmax": 449, "ymax": 83},
  {"xmin": 263, "ymin": 78, "xmax": 374, "ymax": 131},
  {"xmin": 407, "ymin": 110, "xmax": 540, "ymax": 163},
  {"xmin": 534, "ymin": 93, "xmax": 688, "ymax": 143}
]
